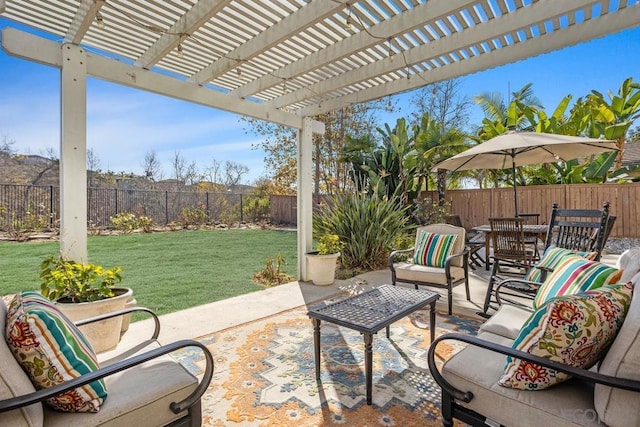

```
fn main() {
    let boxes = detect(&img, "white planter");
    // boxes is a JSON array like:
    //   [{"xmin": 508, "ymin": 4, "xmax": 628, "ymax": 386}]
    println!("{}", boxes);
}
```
[
  {"xmin": 306, "ymin": 252, "xmax": 340, "ymax": 286},
  {"xmin": 55, "ymin": 287, "xmax": 132, "ymax": 353}
]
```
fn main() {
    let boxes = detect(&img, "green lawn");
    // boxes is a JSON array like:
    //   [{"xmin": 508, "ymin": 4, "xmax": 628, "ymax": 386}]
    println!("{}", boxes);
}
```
[{"xmin": 0, "ymin": 229, "xmax": 298, "ymax": 317}]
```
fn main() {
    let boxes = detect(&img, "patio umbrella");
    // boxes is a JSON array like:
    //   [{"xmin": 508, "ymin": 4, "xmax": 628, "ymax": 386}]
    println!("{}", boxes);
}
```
[{"xmin": 433, "ymin": 131, "xmax": 618, "ymax": 216}]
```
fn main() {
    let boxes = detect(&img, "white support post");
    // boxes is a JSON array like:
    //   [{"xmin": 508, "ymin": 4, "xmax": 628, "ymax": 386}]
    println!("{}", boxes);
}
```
[
  {"xmin": 59, "ymin": 43, "xmax": 88, "ymax": 262},
  {"xmin": 297, "ymin": 117, "xmax": 314, "ymax": 281}
]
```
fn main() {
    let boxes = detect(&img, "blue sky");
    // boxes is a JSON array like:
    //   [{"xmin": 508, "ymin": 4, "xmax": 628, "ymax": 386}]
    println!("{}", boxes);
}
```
[{"xmin": 1, "ymin": 18, "xmax": 639, "ymax": 184}]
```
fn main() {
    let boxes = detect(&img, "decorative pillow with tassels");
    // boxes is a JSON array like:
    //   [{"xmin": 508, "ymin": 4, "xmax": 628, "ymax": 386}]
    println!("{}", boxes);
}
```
[
  {"xmin": 5, "ymin": 292, "xmax": 107, "ymax": 412},
  {"xmin": 413, "ymin": 231, "xmax": 457, "ymax": 268},
  {"xmin": 500, "ymin": 282, "xmax": 633, "ymax": 390}
]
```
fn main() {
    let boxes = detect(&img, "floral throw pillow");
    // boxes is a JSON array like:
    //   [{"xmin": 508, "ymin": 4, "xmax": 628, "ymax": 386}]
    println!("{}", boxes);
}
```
[
  {"xmin": 524, "ymin": 246, "xmax": 598, "ymax": 283},
  {"xmin": 413, "ymin": 231, "xmax": 457, "ymax": 268},
  {"xmin": 533, "ymin": 256, "xmax": 623, "ymax": 309},
  {"xmin": 500, "ymin": 282, "xmax": 633, "ymax": 390},
  {"xmin": 5, "ymin": 292, "xmax": 107, "ymax": 412}
]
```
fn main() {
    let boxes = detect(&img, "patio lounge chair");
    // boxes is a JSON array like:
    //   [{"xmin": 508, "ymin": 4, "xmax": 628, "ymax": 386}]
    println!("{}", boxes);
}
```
[
  {"xmin": 389, "ymin": 223, "xmax": 470, "ymax": 315},
  {"xmin": 0, "ymin": 294, "xmax": 213, "ymax": 426}
]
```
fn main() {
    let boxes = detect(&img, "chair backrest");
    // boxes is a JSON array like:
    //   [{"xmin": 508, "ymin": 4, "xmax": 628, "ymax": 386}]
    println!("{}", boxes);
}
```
[
  {"xmin": 489, "ymin": 217, "xmax": 530, "ymax": 263},
  {"xmin": 517, "ymin": 213, "xmax": 540, "ymax": 225},
  {"xmin": 543, "ymin": 202, "xmax": 610, "ymax": 260},
  {"xmin": 445, "ymin": 215, "xmax": 463, "ymax": 228},
  {"xmin": 415, "ymin": 223, "xmax": 466, "ymax": 267}
]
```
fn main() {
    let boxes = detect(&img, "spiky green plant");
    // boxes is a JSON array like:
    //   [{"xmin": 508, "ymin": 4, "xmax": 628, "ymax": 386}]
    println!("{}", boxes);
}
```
[{"xmin": 314, "ymin": 192, "xmax": 410, "ymax": 271}]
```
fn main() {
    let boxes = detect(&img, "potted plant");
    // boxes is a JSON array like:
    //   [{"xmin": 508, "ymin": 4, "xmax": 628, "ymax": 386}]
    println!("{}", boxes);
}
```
[
  {"xmin": 39, "ymin": 256, "xmax": 133, "ymax": 353},
  {"xmin": 305, "ymin": 234, "xmax": 344, "ymax": 286}
]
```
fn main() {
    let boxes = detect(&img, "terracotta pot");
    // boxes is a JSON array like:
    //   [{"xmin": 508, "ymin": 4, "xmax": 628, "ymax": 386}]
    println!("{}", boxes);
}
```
[
  {"xmin": 306, "ymin": 252, "xmax": 340, "ymax": 286},
  {"xmin": 55, "ymin": 287, "xmax": 132, "ymax": 353}
]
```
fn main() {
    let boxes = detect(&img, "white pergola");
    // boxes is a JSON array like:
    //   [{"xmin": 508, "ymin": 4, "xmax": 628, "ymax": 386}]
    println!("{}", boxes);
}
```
[{"xmin": 1, "ymin": 0, "xmax": 639, "ymax": 279}]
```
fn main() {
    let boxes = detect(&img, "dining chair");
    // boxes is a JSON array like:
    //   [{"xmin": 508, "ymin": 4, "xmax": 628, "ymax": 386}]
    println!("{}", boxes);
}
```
[
  {"xmin": 445, "ymin": 214, "xmax": 485, "ymax": 269},
  {"xmin": 517, "ymin": 212, "xmax": 541, "ymax": 261},
  {"xmin": 482, "ymin": 217, "xmax": 535, "ymax": 314}
]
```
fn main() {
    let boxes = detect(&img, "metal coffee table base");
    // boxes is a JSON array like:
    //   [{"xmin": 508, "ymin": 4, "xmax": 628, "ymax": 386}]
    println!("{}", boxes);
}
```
[{"xmin": 307, "ymin": 285, "xmax": 439, "ymax": 405}]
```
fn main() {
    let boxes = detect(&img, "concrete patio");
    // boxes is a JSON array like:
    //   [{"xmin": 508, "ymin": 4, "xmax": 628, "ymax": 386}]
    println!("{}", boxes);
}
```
[{"xmin": 122, "ymin": 252, "xmax": 621, "ymax": 346}]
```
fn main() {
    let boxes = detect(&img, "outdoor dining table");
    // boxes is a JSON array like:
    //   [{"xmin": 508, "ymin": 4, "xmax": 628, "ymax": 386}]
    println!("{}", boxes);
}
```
[{"xmin": 472, "ymin": 224, "xmax": 549, "ymax": 270}]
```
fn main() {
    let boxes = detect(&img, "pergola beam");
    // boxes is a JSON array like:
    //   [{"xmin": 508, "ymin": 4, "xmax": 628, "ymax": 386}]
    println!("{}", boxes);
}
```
[
  {"xmin": 135, "ymin": 0, "xmax": 231, "ymax": 69},
  {"xmin": 64, "ymin": 0, "xmax": 104, "ymax": 44},
  {"xmin": 230, "ymin": 0, "xmax": 472, "ymax": 99},
  {"xmin": 192, "ymin": 1, "xmax": 345, "ymax": 85},
  {"xmin": 285, "ymin": 0, "xmax": 600, "ymax": 110},
  {"xmin": 1, "ymin": 27, "xmax": 324, "ymax": 134},
  {"xmin": 299, "ymin": 0, "xmax": 640, "ymax": 116}
]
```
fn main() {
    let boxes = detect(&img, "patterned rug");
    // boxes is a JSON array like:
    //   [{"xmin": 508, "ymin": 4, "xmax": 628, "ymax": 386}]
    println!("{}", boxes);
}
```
[{"xmin": 173, "ymin": 295, "xmax": 482, "ymax": 426}]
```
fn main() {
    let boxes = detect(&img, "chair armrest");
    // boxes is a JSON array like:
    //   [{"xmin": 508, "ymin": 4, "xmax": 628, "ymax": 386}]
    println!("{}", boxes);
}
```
[
  {"xmin": 0, "ymin": 339, "xmax": 214, "ymax": 415},
  {"xmin": 389, "ymin": 247, "xmax": 414, "ymax": 270},
  {"xmin": 427, "ymin": 333, "xmax": 640, "ymax": 405},
  {"xmin": 75, "ymin": 306, "xmax": 160, "ymax": 340},
  {"xmin": 494, "ymin": 279, "xmax": 540, "ymax": 307},
  {"xmin": 444, "ymin": 248, "xmax": 470, "ymax": 277}
]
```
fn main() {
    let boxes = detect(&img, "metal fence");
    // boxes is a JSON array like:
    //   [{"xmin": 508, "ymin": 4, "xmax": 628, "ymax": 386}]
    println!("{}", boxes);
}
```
[{"xmin": 0, "ymin": 184, "xmax": 254, "ymax": 229}]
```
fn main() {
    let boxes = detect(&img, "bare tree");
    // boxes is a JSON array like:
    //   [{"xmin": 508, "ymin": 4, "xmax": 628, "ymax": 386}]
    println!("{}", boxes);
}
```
[
  {"xmin": 0, "ymin": 135, "xmax": 16, "ymax": 155},
  {"xmin": 86, "ymin": 148, "xmax": 101, "ymax": 187},
  {"xmin": 142, "ymin": 150, "xmax": 162, "ymax": 181},
  {"xmin": 171, "ymin": 150, "xmax": 187, "ymax": 188},
  {"xmin": 204, "ymin": 158, "xmax": 223, "ymax": 184},
  {"xmin": 44, "ymin": 147, "xmax": 58, "ymax": 160},
  {"xmin": 224, "ymin": 160, "xmax": 249, "ymax": 187},
  {"xmin": 409, "ymin": 79, "xmax": 471, "ymax": 131}
]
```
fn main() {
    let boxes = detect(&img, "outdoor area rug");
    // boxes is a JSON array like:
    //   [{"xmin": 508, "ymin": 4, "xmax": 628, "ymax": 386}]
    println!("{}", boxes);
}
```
[{"xmin": 173, "ymin": 295, "xmax": 482, "ymax": 426}]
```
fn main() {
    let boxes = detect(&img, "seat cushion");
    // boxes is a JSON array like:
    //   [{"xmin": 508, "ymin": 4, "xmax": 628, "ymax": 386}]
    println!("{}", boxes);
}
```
[
  {"xmin": 5, "ymin": 292, "xmax": 106, "ymax": 413},
  {"xmin": 394, "ymin": 263, "xmax": 465, "ymax": 285},
  {"xmin": 441, "ymin": 331, "xmax": 600, "ymax": 426},
  {"xmin": 533, "ymin": 257, "xmax": 623, "ymax": 309},
  {"xmin": 413, "ymin": 231, "xmax": 457, "ymax": 267},
  {"xmin": 0, "ymin": 296, "xmax": 44, "ymax": 427},
  {"xmin": 595, "ymin": 278, "xmax": 640, "ymax": 427},
  {"xmin": 478, "ymin": 304, "xmax": 532, "ymax": 340},
  {"xmin": 44, "ymin": 340, "xmax": 199, "ymax": 427},
  {"xmin": 500, "ymin": 282, "xmax": 633, "ymax": 390}
]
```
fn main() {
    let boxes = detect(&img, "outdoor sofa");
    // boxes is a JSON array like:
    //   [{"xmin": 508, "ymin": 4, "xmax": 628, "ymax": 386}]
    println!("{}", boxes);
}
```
[
  {"xmin": 0, "ymin": 293, "xmax": 213, "ymax": 426},
  {"xmin": 428, "ymin": 253, "xmax": 640, "ymax": 426}
]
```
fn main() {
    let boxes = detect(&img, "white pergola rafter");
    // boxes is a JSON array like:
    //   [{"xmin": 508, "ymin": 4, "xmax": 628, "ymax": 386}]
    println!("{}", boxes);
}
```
[{"xmin": 1, "ymin": 0, "xmax": 638, "ymax": 277}]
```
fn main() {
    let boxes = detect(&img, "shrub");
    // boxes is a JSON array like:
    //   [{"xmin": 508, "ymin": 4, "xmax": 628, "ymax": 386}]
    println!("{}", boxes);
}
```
[
  {"xmin": 180, "ymin": 205, "xmax": 209, "ymax": 229},
  {"xmin": 314, "ymin": 192, "xmax": 410, "ymax": 271},
  {"xmin": 110, "ymin": 212, "xmax": 153, "ymax": 233},
  {"xmin": 411, "ymin": 198, "xmax": 452, "ymax": 225},
  {"xmin": 253, "ymin": 253, "xmax": 294, "ymax": 286}
]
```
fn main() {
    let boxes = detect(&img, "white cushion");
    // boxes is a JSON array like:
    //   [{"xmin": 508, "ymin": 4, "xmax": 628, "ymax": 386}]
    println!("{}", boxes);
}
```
[
  {"xmin": 441, "ymin": 331, "xmax": 600, "ymax": 427},
  {"xmin": 478, "ymin": 304, "xmax": 532, "ymax": 340},
  {"xmin": 393, "ymin": 263, "xmax": 465, "ymax": 285},
  {"xmin": 595, "ymin": 282, "xmax": 640, "ymax": 427},
  {"xmin": 44, "ymin": 340, "xmax": 199, "ymax": 426}
]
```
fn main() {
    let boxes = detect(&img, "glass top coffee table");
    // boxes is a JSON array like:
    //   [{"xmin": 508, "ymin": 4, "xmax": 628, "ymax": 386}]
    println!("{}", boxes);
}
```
[{"xmin": 307, "ymin": 284, "xmax": 440, "ymax": 405}]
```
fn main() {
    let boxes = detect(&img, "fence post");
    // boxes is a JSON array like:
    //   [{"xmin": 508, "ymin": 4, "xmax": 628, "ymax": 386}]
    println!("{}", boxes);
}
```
[
  {"xmin": 165, "ymin": 191, "xmax": 169, "ymax": 225},
  {"xmin": 240, "ymin": 194, "xmax": 243, "ymax": 223},
  {"xmin": 49, "ymin": 185, "xmax": 54, "ymax": 227},
  {"xmin": 114, "ymin": 188, "xmax": 118, "ymax": 215}
]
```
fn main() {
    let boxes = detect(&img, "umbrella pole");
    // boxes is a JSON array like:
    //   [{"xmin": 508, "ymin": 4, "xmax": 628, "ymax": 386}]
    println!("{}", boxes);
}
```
[{"xmin": 512, "ymin": 154, "xmax": 518, "ymax": 217}]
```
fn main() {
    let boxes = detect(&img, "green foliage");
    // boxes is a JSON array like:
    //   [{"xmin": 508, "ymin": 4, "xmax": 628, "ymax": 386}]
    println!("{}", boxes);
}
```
[
  {"xmin": 314, "ymin": 192, "xmax": 410, "ymax": 271},
  {"xmin": 180, "ymin": 205, "xmax": 209, "ymax": 229},
  {"xmin": 110, "ymin": 212, "xmax": 153, "ymax": 233},
  {"xmin": 0, "ymin": 203, "xmax": 52, "ymax": 241},
  {"xmin": 315, "ymin": 233, "xmax": 344, "ymax": 255},
  {"xmin": 252, "ymin": 253, "xmax": 294, "ymax": 287},
  {"xmin": 40, "ymin": 256, "xmax": 123, "ymax": 303},
  {"xmin": 411, "ymin": 198, "xmax": 451, "ymax": 225}
]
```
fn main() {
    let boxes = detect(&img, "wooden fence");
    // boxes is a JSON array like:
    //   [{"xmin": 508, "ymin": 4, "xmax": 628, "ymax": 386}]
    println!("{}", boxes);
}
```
[{"xmin": 270, "ymin": 182, "xmax": 640, "ymax": 238}]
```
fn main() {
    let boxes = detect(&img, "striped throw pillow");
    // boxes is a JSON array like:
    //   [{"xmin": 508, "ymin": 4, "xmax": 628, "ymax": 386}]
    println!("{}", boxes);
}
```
[
  {"xmin": 413, "ymin": 231, "xmax": 457, "ymax": 268},
  {"xmin": 524, "ymin": 246, "xmax": 599, "ymax": 283},
  {"xmin": 533, "ymin": 257, "xmax": 623, "ymax": 309},
  {"xmin": 5, "ymin": 292, "xmax": 107, "ymax": 412},
  {"xmin": 500, "ymin": 282, "xmax": 633, "ymax": 390}
]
